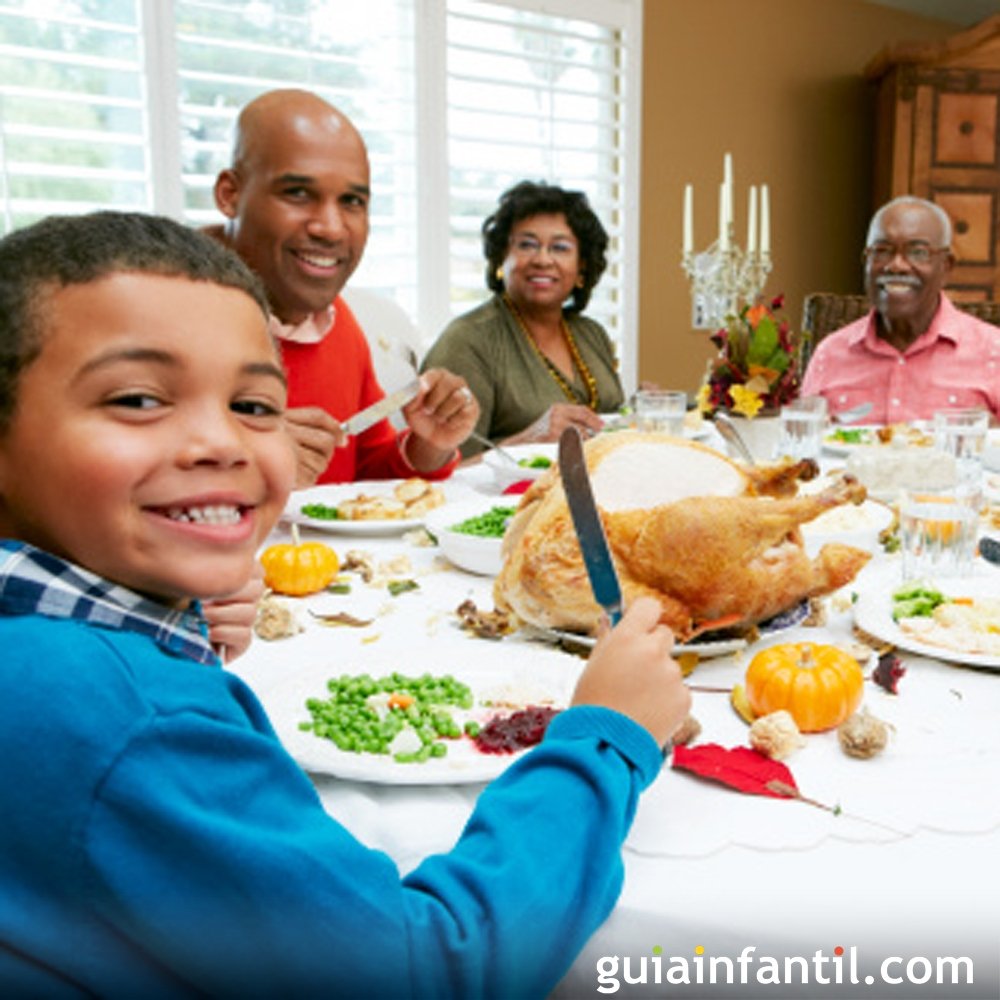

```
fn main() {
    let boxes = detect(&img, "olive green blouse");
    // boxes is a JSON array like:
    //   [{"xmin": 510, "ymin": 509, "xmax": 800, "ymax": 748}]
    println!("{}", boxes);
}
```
[{"xmin": 421, "ymin": 295, "xmax": 625, "ymax": 458}]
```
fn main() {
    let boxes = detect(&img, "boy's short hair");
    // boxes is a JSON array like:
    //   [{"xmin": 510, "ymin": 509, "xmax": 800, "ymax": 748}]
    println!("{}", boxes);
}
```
[{"xmin": 0, "ymin": 211, "xmax": 270, "ymax": 429}]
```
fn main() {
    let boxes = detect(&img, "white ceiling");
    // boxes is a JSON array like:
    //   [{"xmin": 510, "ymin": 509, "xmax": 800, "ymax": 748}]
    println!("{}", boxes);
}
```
[{"xmin": 866, "ymin": 0, "xmax": 1000, "ymax": 27}]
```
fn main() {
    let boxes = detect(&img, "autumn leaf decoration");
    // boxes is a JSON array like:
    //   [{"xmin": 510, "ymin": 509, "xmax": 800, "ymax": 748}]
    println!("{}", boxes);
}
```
[
  {"xmin": 871, "ymin": 651, "xmax": 907, "ymax": 694},
  {"xmin": 671, "ymin": 743, "xmax": 840, "ymax": 815}
]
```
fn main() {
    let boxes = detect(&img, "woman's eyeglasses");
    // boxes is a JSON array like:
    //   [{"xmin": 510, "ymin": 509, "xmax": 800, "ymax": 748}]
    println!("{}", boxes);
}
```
[{"xmin": 509, "ymin": 236, "xmax": 578, "ymax": 259}]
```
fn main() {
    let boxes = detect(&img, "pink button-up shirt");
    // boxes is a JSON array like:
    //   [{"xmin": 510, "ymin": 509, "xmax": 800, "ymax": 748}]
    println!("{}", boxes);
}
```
[{"xmin": 801, "ymin": 294, "xmax": 1000, "ymax": 423}]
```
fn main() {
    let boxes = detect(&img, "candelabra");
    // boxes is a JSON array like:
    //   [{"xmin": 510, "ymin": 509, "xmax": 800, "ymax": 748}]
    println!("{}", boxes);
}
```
[
  {"xmin": 682, "ymin": 240, "xmax": 772, "ymax": 330},
  {"xmin": 680, "ymin": 154, "xmax": 771, "ymax": 329}
]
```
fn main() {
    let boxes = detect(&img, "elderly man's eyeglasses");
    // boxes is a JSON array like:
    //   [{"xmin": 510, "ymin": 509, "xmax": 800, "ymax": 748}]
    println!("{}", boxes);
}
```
[
  {"xmin": 863, "ymin": 242, "xmax": 950, "ymax": 266},
  {"xmin": 509, "ymin": 236, "xmax": 578, "ymax": 259}
]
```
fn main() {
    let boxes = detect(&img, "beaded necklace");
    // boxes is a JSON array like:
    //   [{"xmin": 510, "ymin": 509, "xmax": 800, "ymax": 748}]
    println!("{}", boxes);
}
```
[{"xmin": 503, "ymin": 294, "xmax": 599, "ymax": 410}]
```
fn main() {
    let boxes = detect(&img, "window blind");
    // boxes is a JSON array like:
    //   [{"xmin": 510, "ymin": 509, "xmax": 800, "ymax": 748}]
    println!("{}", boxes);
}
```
[
  {"xmin": 0, "ymin": 1, "xmax": 150, "ymax": 230},
  {"xmin": 0, "ymin": 0, "xmax": 641, "ymax": 384},
  {"xmin": 443, "ymin": 0, "xmax": 635, "ymax": 360}
]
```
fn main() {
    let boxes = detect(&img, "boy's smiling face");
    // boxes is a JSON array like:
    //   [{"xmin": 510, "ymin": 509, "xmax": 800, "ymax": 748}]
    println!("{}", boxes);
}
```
[{"xmin": 0, "ymin": 272, "xmax": 296, "ymax": 604}]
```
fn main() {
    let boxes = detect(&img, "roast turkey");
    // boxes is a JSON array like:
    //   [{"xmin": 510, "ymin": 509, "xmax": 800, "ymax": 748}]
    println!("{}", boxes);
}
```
[{"xmin": 493, "ymin": 431, "xmax": 871, "ymax": 640}]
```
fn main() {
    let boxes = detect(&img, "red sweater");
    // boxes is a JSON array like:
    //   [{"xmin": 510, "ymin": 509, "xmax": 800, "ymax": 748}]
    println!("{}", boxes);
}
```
[{"xmin": 279, "ymin": 298, "xmax": 456, "ymax": 485}]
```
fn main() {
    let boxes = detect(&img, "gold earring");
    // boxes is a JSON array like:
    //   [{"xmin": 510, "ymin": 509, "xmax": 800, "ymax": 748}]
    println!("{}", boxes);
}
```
[{"xmin": 496, "ymin": 265, "xmax": 505, "ymax": 282}]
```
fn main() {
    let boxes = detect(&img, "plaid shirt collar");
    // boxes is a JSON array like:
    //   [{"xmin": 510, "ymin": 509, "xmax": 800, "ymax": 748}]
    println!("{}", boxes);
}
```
[{"xmin": 0, "ymin": 540, "xmax": 219, "ymax": 667}]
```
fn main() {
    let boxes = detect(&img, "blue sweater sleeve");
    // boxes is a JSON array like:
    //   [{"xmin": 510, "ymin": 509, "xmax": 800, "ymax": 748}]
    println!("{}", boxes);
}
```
[{"xmin": 84, "ymin": 701, "xmax": 662, "ymax": 998}]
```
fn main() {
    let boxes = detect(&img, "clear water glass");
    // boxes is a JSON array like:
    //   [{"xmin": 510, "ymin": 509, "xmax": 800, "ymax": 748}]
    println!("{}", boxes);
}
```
[
  {"xmin": 933, "ymin": 407, "xmax": 988, "ymax": 489},
  {"xmin": 634, "ymin": 389, "xmax": 687, "ymax": 436},
  {"xmin": 899, "ymin": 485, "xmax": 980, "ymax": 581},
  {"xmin": 775, "ymin": 395, "xmax": 828, "ymax": 461}
]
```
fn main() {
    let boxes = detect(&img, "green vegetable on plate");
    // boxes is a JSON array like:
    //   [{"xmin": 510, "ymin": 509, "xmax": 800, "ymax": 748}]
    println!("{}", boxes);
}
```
[
  {"xmin": 301, "ymin": 502, "xmax": 340, "ymax": 520},
  {"xmin": 891, "ymin": 582, "xmax": 946, "ymax": 621},
  {"xmin": 450, "ymin": 506, "xmax": 516, "ymax": 538}
]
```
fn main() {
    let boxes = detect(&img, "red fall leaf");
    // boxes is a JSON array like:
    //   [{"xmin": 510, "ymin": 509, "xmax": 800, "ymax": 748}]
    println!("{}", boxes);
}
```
[
  {"xmin": 672, "ymin": 742, "xmax": 800, "ymax": 799},
  {"xmin": 671, "ymin": 743, "xmax": 841, "ymax": 815}
]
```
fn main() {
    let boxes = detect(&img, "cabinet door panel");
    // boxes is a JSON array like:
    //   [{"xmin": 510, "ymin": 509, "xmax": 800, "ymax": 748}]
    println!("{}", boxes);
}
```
[
  {"xmin": 935, "ymin": 190, "xmax": 996, "ymax": 265},
  {"xmin": 934, "ymin": 92, "xmax": 998, "ymax": 167}
]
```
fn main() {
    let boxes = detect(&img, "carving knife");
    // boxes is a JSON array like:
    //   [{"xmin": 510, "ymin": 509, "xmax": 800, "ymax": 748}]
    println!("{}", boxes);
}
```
[
  {"xmin": 341, "ymin": 378, "xmax": 421, "ymax": 436},
  {"xmin": 558, "ymin": 426, "xmax": 624, "ymax": 625}
]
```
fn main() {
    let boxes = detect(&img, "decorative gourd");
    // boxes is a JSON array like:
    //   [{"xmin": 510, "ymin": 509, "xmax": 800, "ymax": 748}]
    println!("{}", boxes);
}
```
[
  {"xmin": 745, "ymin": 642, "xmax": 863, "ymax": 733},
  {"xmin": 260, "ymin": 525, "xmax": 339, "ymax": 596}
]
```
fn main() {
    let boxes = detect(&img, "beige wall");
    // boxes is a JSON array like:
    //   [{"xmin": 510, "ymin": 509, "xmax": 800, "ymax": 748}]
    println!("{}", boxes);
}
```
[{"xmin": 638, "ymin": 0, "xmax": 955, "ymax": 391}]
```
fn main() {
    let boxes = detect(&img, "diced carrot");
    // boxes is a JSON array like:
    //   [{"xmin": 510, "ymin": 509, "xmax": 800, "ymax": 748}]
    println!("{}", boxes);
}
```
[
  {"xmin": 387, "ymin": 692, "xmax": 415, "ymax": 710},
  {"xmin": 689, "ymin": 613, "xmax": 743, "ymax": 637}
]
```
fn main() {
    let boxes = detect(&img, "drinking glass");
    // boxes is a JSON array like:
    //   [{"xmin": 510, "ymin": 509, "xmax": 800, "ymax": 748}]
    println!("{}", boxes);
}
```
[
  {"xmin": 932, "ymin": 408, "xmax": 988, "ymax": 489},
  {"xmin": 634, "ymin": 390, "xmax": 688, "ymax": 436},
  {"xmin": 899, "ymin": 485, "xmax": 980, "ymax": 581},
  {"xmin": 774, "ymin": 395, "xmax": 828, "ymax": 461}
]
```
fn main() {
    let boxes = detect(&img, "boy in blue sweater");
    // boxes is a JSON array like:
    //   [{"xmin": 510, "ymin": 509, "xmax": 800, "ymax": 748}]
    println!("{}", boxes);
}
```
[{"xmin": 0, "ymin": 211, "xmax": 690, "ymax": 998}]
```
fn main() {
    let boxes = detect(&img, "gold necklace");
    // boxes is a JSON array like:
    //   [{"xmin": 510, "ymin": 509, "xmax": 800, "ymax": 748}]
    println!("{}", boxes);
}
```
[{"xmin": 503, "ymin": 294, "xmax": 599, "ymax": 410}]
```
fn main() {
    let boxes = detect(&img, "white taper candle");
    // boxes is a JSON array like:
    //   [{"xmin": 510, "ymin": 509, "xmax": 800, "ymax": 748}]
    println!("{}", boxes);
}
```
[
  {"xmin": 760, "ymin": 184, "xmax": 770, "ymax": 255},
  {"xmin": 683, "ymin": 184, "xmax": 693, "ymax": 256},
  {"xmin": 718, "ymin": 183, "xmax": 728, "ymax": 251}
]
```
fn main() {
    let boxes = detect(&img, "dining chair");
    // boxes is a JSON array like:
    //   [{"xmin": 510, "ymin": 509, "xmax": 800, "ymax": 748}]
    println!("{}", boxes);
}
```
[{"xmin": 800, "ymin": 292, "xmax": 1000, "ymax": 369}]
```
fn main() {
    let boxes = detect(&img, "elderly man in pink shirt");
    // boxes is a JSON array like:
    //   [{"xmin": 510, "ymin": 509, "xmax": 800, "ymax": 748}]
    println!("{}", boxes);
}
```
[{"xmin": 801, "ymin": 196, "xmax": 1000, "ymax": 423}]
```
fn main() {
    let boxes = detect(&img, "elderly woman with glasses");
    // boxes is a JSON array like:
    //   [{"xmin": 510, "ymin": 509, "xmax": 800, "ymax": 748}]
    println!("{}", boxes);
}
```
[
  {"xmin": 801, "ymin": 195, "xmax": 1000, "ymax": 423},
  {"xmin": 421, "ymin": 180, "xmax": 625, "ymax": 457}
]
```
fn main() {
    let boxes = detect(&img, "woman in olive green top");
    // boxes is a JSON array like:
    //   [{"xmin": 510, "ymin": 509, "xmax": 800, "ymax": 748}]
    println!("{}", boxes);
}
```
[{"xmin": 421, "ymin": 181, "xmax": 625, "ymax": 458}]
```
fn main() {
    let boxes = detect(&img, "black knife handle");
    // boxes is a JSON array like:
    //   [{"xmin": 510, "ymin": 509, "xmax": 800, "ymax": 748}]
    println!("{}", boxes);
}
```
[{"xmin": 980, "ymin": 537, "xmax": 1000, "ymax": 567}]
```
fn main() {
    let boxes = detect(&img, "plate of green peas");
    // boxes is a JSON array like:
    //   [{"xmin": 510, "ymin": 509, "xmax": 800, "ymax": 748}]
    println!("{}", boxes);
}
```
[{"xmin": 265, "ymin": 655, "xmax": 577, "ymax": 784}]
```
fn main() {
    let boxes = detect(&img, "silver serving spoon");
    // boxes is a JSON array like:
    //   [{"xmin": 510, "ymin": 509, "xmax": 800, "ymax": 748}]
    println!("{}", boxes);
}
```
[
  {"xmin": 468, "ymin": 430, "xmax": 521, "ymax": 467},
  {"xmin": 713, "ymin": 411, "xmax": 756, "ymax": 465},
  {"xmin": 831, "ymin": 401, "xmax": 874, "ymax": 425}
]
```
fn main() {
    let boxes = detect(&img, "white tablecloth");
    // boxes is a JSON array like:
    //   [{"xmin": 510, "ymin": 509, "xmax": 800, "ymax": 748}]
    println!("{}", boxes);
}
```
[{"xmin": 230, "ymin": 454, "xmax": 1000, "ymax": 1000}]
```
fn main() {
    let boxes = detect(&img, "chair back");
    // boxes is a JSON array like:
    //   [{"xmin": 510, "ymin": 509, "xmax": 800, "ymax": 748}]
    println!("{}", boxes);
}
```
[{"xmin": 800, "ymin": 292, "xmax": 1000, "ymax": 369}]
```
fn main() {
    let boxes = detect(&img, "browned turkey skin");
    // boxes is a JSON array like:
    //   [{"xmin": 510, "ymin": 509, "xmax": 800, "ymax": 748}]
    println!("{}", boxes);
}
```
[{"xmin": 494, "ymin": 432, "xmax": 870, "ymax": 640}]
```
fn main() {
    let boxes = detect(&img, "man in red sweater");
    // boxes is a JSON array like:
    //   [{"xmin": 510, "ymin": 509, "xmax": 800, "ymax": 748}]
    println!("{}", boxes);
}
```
[{"xmin": 206, "ymin": 88, "xmax": 478, "ymax": 486}]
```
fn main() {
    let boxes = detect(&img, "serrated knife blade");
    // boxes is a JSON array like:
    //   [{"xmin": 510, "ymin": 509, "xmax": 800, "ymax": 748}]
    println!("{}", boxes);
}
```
[
  {"xmin": 341, "ymin": 378, "xmax": 421, "ymax": 436},
  {"xmin": 558, "ymin": 426, "xmax": 623, "ymax": 625}
]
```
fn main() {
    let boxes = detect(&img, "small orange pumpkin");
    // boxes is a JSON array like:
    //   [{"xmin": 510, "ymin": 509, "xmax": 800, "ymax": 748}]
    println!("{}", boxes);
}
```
[
  {"xmin": 260, "ymin": 525, "xmax": 339, "ymax": 596},
  {"xmin": 745, "ymin": 642, "xmax": 864, "ymax": 733}
]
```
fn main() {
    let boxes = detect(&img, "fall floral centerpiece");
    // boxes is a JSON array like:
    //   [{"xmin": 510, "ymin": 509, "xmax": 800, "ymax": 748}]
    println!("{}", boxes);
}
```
[{"xmin": 696, "ymin": 294, "xmax": 800, "ymax": 418}]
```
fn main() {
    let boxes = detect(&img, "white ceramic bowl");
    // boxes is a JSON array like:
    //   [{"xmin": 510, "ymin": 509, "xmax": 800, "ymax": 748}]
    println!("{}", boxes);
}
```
[
  {"xmin": 800, "ymin": 498, "xmax": 895, "ymax": 555},
  {"xmin": 424, "ymin": 500, "xmax": 519, "ymax": 576},
  {"xmin": 481, "ymin": 443, "xmax": 559, "ymax": 491}
]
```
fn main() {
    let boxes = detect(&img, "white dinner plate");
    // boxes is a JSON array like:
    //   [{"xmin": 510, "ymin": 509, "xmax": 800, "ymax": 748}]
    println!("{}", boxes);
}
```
[
  {"xmin": 527, "ymin": 627, "xmax": 746, "ymax": 659},
  {"xmin": 853, "ymin": 576, "xmax": 1000, "ymax": 670},
  {"xmin": 525, "ymin": 602, "xmax": 810, "ymax": 658},
  {"xmin": 822, "ymin": 422, "xmax": 932, "ymax": 457},
  {"xmin": 822, "ymin": 424, "xmax": 882, "ymax": 457},
  {"xmin": 263, "ymin": 656, "xmax": 579, "ymax": 785},
  {"xmin": 283, "ymin": 482, "xmax": 439, "ymax": 536},
  {"xmin": 600, "ymin": 416, "xmax": 710, "ymax": 441}
]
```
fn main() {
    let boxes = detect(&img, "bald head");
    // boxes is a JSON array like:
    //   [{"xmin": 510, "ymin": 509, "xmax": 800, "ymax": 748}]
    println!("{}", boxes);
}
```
[
  {"xmin": 212, "ymin": 88, "xmax": 372, "ymax": 323},
  {"xmin": 230, "ymin": 89, "xmax": 367, "ymax": 174}
]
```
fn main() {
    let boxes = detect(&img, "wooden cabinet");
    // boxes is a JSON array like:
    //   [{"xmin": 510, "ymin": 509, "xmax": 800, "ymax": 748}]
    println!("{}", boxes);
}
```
[{"xmin": 865, "ymin": 15, "xmax": 1000, "ymax": 301}]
